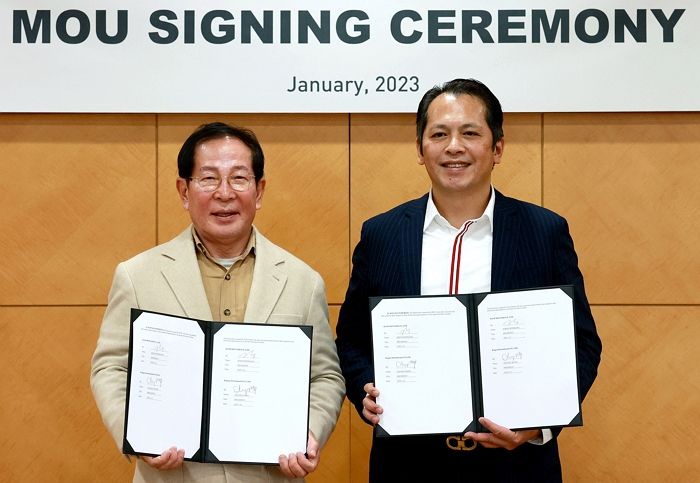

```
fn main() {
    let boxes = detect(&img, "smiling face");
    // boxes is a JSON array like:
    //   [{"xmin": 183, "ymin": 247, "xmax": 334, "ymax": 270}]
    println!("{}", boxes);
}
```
[
  {"xmin": 176, "ymin": 136, "xmax": 265, "ymax": 258},
  {"xmin": 417, "ymin": 93, "xmax": 503, "ymax": 202}
]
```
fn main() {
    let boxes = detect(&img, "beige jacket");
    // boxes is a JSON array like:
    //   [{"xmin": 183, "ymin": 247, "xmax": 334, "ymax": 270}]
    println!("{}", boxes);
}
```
[{"xmin": 91, "ymin": 226, "xmax": 345, "ymax": 483}]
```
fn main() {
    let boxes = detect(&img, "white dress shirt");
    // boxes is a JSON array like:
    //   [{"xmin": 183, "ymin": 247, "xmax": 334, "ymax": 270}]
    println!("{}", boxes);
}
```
[
  {"xmin": 420, "ymin": 186, "xmax": 552, "ymax": 445},
  {"xmin": 421, "ymin": 187, "xmax": 495, "ymax": 296}
]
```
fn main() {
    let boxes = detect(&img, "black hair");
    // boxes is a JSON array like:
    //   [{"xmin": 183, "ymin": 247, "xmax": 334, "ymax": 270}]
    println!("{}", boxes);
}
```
[
  {"xmin": 177, "ymin": 122, "xmax": 264, "ymax": 181},
  {"xmin": 416, "ymin": 78, "xmax": 504, "ymax": 153}
]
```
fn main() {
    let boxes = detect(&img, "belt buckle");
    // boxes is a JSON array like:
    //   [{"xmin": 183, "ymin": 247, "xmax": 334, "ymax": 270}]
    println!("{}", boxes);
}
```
[{"xmin": 446, "ymin": 435, "xmax": 477, "ymax": 451}]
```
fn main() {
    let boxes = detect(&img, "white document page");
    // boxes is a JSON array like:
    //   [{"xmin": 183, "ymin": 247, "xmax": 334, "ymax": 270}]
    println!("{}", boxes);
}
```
[
  {"xmin": 477, "ymin": 288, "xmax": 579, "ymax": 429},
  {"xmin": 371, "ymin": 297, "xmax": 472, "ymax": 435},
  {"xmin": 126, "ymin": 312, "xmax": 204, "ymax": 457},
  {"xmin": 208, "ymin": 324, "xmax": 311, "ymax": 463}
]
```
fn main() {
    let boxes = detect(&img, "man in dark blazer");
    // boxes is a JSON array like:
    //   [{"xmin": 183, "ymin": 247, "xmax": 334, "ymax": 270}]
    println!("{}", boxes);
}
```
[{"xmin": 335, "ymin": 79, "xmax": 602, "ymax": 482}]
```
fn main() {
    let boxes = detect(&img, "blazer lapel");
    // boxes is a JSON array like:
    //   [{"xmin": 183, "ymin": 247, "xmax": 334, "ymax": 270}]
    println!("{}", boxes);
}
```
[
  {"xmin": 400, "ymin": 195, "xmax": 428, "ymax": 294},
  {"xmin": 244, "ymin": 228, "xmax": 286, "ymax": 323},
  {"xmin": 159, "ymin": 227, "xmax": 213, "ymax": 320},
  {"xmin": 491, "ymin": 191, "xmax": 521, "ymax": 292}
]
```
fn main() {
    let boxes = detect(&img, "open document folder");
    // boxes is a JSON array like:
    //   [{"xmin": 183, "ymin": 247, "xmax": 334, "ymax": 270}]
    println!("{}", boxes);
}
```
[
  {"xmin": 370, "ymin": 286, "xmax": 581, "ymax": 437},
  {"xmin": 123, "ymin": 309, "xmax": 312, "ymax": 464}
]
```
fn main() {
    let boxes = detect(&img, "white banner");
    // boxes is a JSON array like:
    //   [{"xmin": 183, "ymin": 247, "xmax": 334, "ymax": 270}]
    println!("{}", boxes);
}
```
[{"xmin": 2, "ymin": 1, "xmax": 698, "ymax": 113}]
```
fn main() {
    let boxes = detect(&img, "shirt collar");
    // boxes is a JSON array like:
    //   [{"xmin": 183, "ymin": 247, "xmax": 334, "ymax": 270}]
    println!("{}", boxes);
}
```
[
  {"xmin": 423, "ymin": 186, "xmax": 496, "ymax": 232},
  {"xmin": 191, "ymin": 226, "xmax": 256, "ymax": 264}
]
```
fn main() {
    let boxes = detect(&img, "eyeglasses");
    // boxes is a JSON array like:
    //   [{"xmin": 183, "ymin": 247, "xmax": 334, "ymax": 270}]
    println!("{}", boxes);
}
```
[{"xmin": 188, "ymin": 174, "xmax": 256, "ymax": 192}]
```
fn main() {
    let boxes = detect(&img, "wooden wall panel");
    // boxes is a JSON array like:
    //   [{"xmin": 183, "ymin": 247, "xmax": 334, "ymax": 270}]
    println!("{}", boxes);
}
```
[
  {"xmin": 0, "ymin": 114, "xmax": 156, "ymax": 305},
  {"xmin": 1, "ymin": 110, "xmax": 698, "ymax": 483},
  {"xmin": 496, "ymin": 114, "xmax": 543, "ymax": 204},
  {"xmin": 309, "ymin": 305, "xmax": 350, "ymax": 483},
  {"xmin": 156, "ymin": 115, "xmax": 349, "ymax": 305},
  {"xmin": 306, "ymin": 399, "xmax": 351, "ymax": 483},
  {"xmin": 543, "ymin": 113, "xmax": 700, "ymax": 304},
  {"xmin": 560, "ymin": 306, "xmax": 700, "ymax": 481},
  {"xmin": 350, "ymin": 113, "xmax": 542, "ymax": 248},
  {"xmin": 349, "ymin": 410, "xmax": 372, "ymax": 483},
  {"xmin": 0, "ymin": 307, "xmax": 133, "ymax": 482},
  {"xmin": 309, "ymin": 402, "xmax": 351, "ymax": 483},
  {"xmin": 349, "ymin": 113, "xmax": 427, "ymax": 235}
]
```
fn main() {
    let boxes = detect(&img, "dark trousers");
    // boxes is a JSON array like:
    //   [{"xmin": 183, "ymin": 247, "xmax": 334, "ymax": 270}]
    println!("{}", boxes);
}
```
[{"xmin": 368, "ymin": 434, "xmax": 563, "ymax": 483}]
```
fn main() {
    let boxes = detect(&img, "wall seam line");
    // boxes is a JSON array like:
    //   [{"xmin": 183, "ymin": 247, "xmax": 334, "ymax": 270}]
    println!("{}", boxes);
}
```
[
  {"xmin": 541, "ymin": 112, "xmax": 545, "ymax": 207},
  {"xmin": 155, "ymin": 113, "xmax": 160, "ymax": 245}
]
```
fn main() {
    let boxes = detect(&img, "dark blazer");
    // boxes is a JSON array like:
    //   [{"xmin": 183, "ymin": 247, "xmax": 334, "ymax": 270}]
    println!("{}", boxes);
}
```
[{"xmin": 335, "ymin": 191, "xmax": 602, "ymax": 483}]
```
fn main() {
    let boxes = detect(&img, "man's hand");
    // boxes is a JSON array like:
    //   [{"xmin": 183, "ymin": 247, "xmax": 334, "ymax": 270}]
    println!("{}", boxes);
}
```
[
  {"xmin": 141, "ymin": 446, "xmax": 185, "ymax": 470},
  {"xmin": 464, "ymin": 417, "xmax": 542, "ymax": 450},
  {"xmin": 362, "ymin": 382, "xmax": 382, "ymax": 425},
  {"xmin": 278, "ymin": 431, "xmax": 321, "ymax": 479}
]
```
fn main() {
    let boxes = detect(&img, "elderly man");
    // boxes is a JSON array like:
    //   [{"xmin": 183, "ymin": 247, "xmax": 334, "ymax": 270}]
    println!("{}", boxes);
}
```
[{"xmin": 92, "ymin": 122, "xmax": 345, "ymax": 482}]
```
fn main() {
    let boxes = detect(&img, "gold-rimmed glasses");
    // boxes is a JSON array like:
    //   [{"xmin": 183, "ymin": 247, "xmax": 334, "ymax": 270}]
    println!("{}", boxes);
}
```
[{"xmin": 188, "ymin": 174, "xmax": 256, "ymax": 192}]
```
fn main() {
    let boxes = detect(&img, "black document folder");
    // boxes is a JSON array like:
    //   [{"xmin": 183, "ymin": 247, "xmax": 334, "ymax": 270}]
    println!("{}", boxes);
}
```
[
  {"xmin": 370, "ymin": 286, "xmax": 582, "ymax": 437},
  {"xmin": 123, "ymin": 309, "xmax": 313, "ymax": 464}
]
